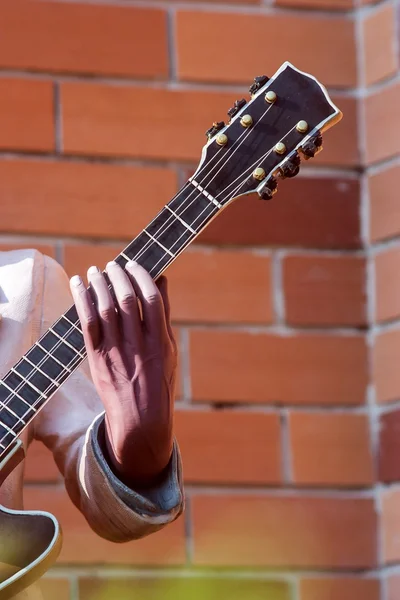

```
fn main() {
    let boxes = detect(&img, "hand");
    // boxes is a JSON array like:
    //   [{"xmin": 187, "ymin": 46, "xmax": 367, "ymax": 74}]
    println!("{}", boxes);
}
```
[{"xmin": 70, "ymin": 260, "xmax": 177, "ymax": 488}]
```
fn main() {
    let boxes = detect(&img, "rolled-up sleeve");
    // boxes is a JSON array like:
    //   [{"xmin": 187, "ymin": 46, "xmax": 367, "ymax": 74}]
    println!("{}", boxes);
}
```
[{"xmin": 32, "ymin": 253, "xmax": 184, "ymax": 542}]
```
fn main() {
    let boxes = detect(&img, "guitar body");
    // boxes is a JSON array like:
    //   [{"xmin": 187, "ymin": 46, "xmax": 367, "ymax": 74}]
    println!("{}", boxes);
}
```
[{"xmin": 0, "ymin": 441, "xmax": 62, "ymax": 599}]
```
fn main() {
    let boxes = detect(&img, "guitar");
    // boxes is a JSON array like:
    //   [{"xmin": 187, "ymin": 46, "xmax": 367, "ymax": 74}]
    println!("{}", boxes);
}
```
[{"xmin": 0, "ymin": 61, "xmax": 342, "ymax": 599}]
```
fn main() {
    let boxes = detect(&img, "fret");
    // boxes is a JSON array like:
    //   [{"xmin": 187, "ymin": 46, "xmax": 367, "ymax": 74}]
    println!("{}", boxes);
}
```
[
  {"xmin": 0, "ymin": 423, "xmax": 15, "ymax": 449},
  {"xmin": 52, "ymin": 318, "xmax": 85, "ymax": 354},
  {"xmin": 40, "ymin": 330, "xmax": 84, "ymax": 369},
  {"xmin": 0, "ymin": 382, "xmax": 36, "ymax": 425},
  {"xmin": 124, "ymin": 231, "xmax": 171, "ymax": 275},
  {"xmin": 120, "ymin": 252, "xmax": 131, "ymax": 263},
  {"xmin": 35, "ymin": 342, "xmax": 73, "ymax": 375},
  {"xmin": 49, "ymin": 328, "xmax": 85, "ymax": 358},
  {"xmin": 11, "ymin": 368, "xmax": 50, "ymax": 399},
  {"xmin": 143, "ymin": 229, "xmax": 175, "ymax": 258},
  {"xmin": 13, "ymin": 359, "xmax": 59, "ymax": 397},
  {"xmin": 0, "ymin": 376, "xmax": 39, "ymax": 411},
  {"xmin": 0, "ymin": 404, "xmax": 24, "ymax": 434},
  {"xmin": 0, "ymin": 398, "xmax": 25, "ymax": 424},
  {"xmin": 169, "ymin": 187, "xmax": 217, "ymax": 236},
  {"xmin": 164, "ymin": 205, "xmax": 196, "ymax": 234},
  {"xmin": 21, "ymin": 356, "xmax": 60, "ymax": 388},
  {"xmin": 63, "ymin": 315, "xmax": 82, "ymax": 333},
  {"xmin": 145, "ymin": 208, "xmax": 193, "ymax": 255},
  {"xmin": 0, "ymin": 419, "xmax": 17, "ymax": 439}
]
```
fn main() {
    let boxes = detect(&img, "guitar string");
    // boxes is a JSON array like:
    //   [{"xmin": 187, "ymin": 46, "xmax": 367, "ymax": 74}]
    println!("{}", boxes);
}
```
[
  {"xmin": 147, "ymin": 122, "xmax": 299, "ymax": 278},
  {"xmin": 0, "ymin": 126, "xmax": 295, "ymax": 450},
  {"xmin": 0, "ymin": 120, "xmax": 301, "ymax": 448},
  {"xmin": 108, "ymin": 101, "xmax": 276, "ymax": 271}
]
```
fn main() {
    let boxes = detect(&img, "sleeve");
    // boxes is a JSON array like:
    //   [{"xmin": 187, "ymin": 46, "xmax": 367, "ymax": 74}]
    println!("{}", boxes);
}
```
[{"xmin": 32, "ymin": 253, "xmax": 184, "ymax": 542}]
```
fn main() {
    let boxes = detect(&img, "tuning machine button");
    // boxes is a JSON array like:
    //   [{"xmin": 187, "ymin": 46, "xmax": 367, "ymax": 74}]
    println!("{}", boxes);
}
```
[
  {"xmin": 228, "ymin": 99, "xmax": 247, "ymax": 119},
  {"xmin": 301, "ymin": 132, "xmax": 323, "ymax": 159},
  {"xmin": 258, "ymin": 177, "xmax": 278, "ymax": 201},
  {"xmin": 249, "ymin": 75, "xmax": 270, "ymax": 96},
  {"xmin": 205, "ymin": 121, "xmax": 226, "ymax": 140},
  {"xmin": 279, "ymin": 152, "xmax": 301, "ymax": 179}
]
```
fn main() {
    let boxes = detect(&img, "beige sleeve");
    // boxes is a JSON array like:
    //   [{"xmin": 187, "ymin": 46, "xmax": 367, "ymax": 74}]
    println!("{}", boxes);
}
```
[{"xmin": 32, "ymin": 254, "xmax": 184, "ymax": 542}]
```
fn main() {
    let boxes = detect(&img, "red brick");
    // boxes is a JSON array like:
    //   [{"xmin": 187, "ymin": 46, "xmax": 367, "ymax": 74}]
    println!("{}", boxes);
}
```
[
  {"xmin": 0, "ymin": 243, "xmax": 56, "ymax": 258},
  {"xmin": 39, "ymin": 578, "xmax": 70, "ymax": 600},
  {"xmin": 192, "ymin": 495, "xmax": 376, "ymax": 568},
  {"xmin": 375, "ymin": 247, "xmax": 400, "ymax": 322},
  {"xmin": 373, "ymin": 329, "xmax": 400, "ymax": 403},
  {"xmin": 277, "ymin": 0, "xmax": 353, "ymax": 7},
  {"xmin": 24, "ymin": 486, "xmax": 186, "ymax": 565},
  {"xmin": 366, "ymin": 82, "xmax": 400, "ymax": 164},
  {"xmin": 25, "ymin": 440, "xmax": 60, "ymax": 483},
  {"xmin": 381, "ymin": 488, "xmax": 400, "ymax": 563},
  {"xmin": 167, "ymin": 249, "xmax": 273, "ymax": 324},
  {"xmin": 379, "ymin": 409, "xmax": 400, "ymax": 482},
  {"xmin": 0, "ymin": 3, "xmax": 167, "ymax": 79},
  {"xmin": 0, "ymin": 79, "xmax": 53, "ymax": 152},
  {"xmin": 289, "ymin": 412, "xmax": 373, "ymax": 486},
  {"xmin": 283, "ymin": 254, "xmax": 367, "ymax": 326},
  {"xmin": 0, "ymin": 159, "xmax": 177, "ymax": 239},
  {"xmin": 176, "ymin": 12, "xmax": 356, "ymax": 88},
  {"xmin": 198, "ymin": 176, "xmax": 361, "ymax": 248},
  {"xmin": 363, "ymin": 2, "xmax": 397, "ymax": 86},
  {"xmin": 370, "ymin": 165, "xmax": 400, "ymax": 242},
  {"xmin": 67, "ymin": 248, "xmax": 270, "ymax": 327},
  {"xmin": 62, "ymin": 83, "xmax": 358, "ymax": 168},
  {"xmin": 79, "ymin": 577, "xmax": 290, "ymax": 600},
  {"xmin": 190, "ymin": 330, "xmax": 368, "ymax": 405},
  {"xmin": 388, "ymin": 575, "xmax": 400, "ymax": 600},
  {"xmin": 64, "ymin": 244, "xmax": 129, "ymax": 279},
  {"xmin": 175, "ymin": 410, "xmax": 281, "ymax": 484},
  {"xmin": 299, "ymin": 577, "xmax": 380, "ymax": 600}
]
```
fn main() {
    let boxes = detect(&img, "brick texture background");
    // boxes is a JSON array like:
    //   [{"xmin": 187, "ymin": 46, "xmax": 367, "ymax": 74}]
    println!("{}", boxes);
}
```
[{"xmin": 1, "ymin": 0, "xmax": 399, "ymax": 599}]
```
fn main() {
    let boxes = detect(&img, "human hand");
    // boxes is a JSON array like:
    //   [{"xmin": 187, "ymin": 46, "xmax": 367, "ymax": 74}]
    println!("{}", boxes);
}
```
[{"xmin": 70, "ymin": 260, "xmax": 177, "ymax": 488}]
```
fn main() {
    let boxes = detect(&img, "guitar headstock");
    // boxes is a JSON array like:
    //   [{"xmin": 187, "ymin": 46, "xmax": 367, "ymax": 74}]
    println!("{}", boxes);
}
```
[{"xmin": 190, "ymin": 61, "xmax": 342, "ymax": 204}]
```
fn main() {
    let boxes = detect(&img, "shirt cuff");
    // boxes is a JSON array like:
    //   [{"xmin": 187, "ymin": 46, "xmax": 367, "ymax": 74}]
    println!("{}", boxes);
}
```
[{"xmin": 89, "ymin": 412, "xmax": 184, "ymax": 517}]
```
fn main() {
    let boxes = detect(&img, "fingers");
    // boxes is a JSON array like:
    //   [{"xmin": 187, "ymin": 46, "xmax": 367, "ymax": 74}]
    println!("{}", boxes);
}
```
[
  {"xmin": 70, "ymin": 275, "xmax": 100, "ymax": 350},
  {"xmin": 156, "ymin": 275, "xmax": 177, "ymax": 353},
  {"xmin": 87, "ymin": 266, "xmax": 120, "ymax": 349},
  {"xmin": 105, "ymin": 261, "xmax": 142, "ymax": 343},
  {"xmin": 125, "ymin": 261, "xmax": 168, "ymax": 341}
]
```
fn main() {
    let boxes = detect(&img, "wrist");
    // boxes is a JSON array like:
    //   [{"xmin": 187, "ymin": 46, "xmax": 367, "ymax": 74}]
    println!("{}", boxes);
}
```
[{"xmin": 102, "ymin": 418, "xmax": 174, "ymax": 489}]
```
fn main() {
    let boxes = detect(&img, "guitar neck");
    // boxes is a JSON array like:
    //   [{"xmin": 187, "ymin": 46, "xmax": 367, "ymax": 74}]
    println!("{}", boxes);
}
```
[{"xmin": 0, "ymin": 180, "xmax": 220, "ymax": 455}]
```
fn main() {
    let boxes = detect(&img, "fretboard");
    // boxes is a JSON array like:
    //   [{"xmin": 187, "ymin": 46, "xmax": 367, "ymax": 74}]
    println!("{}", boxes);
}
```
[{"xmin": 0, "ymin": 180, "xmax": 220, "ymax": 454}]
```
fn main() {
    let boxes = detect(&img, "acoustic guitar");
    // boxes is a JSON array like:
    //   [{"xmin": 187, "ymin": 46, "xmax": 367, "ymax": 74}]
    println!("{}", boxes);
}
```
[{"xmin": 0, "ymin": 61, "xmax": 342, "ymax": 598}]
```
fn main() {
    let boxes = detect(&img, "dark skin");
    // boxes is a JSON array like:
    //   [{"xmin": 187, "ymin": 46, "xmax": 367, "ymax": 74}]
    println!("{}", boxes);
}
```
[{"xmin": 69, "ymin": 260, "xmax": 177, "ymax": 489}]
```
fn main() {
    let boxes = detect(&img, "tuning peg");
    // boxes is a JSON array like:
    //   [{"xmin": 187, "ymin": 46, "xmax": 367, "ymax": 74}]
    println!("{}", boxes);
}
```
[
  {"xmin": 205, "ymin": 121, "xmax": 226, "ymax": 140},
  {"xmin": 301, "ymin": 132, "xmax": 323, "ymax": 160},
  {"xmin": 249, "ymin": 75, "xmax": 270, "ymax": 96},
  {"xmin": 279, "ymin": 152, "xmax": 301, "ymax": 179},
  {"xmin": 228, "ymin": 99, "xmax": 247, "ymax": 119},
  {"xmin": 258, "ymin": 177, "xmax": 278, "ymax": 201}
]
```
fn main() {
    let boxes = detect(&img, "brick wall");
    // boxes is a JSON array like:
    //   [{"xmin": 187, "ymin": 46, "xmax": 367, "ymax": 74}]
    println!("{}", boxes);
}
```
[{"xmin": 1, "ymin": 0, "xmax": 399, "ymax": 599}]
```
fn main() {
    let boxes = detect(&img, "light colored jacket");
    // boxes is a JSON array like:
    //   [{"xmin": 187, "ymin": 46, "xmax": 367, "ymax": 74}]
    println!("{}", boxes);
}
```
[{"xmin": 0, "ymin": 249, "xmax": 184, "ymax": 599}]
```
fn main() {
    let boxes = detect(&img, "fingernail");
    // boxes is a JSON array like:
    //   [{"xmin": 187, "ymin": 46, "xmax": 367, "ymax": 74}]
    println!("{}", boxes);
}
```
[
  {"xmin": 106, "ymin": 261, "xmax": 118, "ymax": 269},
  {"xmin": 70, "ymin": 275, "xmax": 82, "ymax": 287},
  {"xmin": 88, "ymin": 265, "xmax": 100, "ymax": 275},
  {"xmin": 126, "ymin": 260, "xmax": 138, "ymax": 268}
]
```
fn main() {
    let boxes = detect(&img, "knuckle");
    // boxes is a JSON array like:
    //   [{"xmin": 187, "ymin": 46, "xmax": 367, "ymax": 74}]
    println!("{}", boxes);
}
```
[
  {"xmin": 83, "ymin": 315, "xmax": 97, "ymax": 334},
  {"xmin": 119, "ymin": 293, "xmax": 136, "ymax": 308},
  {"xmin": 145, "ymin": 291, "xmax": 161, "ymax": 306},
  {"xmin": 99, "ymin": 305, "xmax": 115, "ymax": 322}
]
